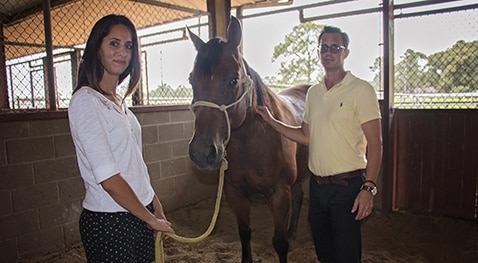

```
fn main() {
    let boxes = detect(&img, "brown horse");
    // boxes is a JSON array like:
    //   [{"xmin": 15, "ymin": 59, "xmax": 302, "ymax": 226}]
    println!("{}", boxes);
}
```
[{"xmin": 187, "ymin": 16, "xmax": 311, "ymax": 263}]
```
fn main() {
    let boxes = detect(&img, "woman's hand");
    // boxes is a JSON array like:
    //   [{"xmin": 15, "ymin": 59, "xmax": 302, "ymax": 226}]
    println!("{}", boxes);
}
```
[
  {"xmin": 147, "ymin": 217, "xmax": 175, "ymax": 240},
  {"xmin": 151, "ymin": 196, "xmax": 174, "ymax": 239}
]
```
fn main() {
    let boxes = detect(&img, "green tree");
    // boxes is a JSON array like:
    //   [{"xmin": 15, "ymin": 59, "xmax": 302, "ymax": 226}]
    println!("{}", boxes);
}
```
[
  {"xmin": 370, "ymin": 40, "xmax": 478, "ymax": 94},
  {"xmin": 426, "ymin": 40, "xmax": 478, "ymax": 92},
  {"xmin": 151, "ymin": 83, "xmax": 173, "ymax": 97},
  {"xmin": 271, "ymin": 22, "xmax": 323, "ymax": 85},
  {"xmin": 175, "ymin": 84, "xmax": 193, "ymax": 97},
  {"xmin": 394, "ymin": 49, "xmax": 428, "ymax": 93},
  {"xmin": 369, "ymin": 56, "xmax": 382, "ymax": 92}
]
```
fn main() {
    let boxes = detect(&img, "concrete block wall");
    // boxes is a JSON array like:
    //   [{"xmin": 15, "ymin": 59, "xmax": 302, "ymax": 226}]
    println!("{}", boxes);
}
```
[{"xmin": 0, "ymin": 107, "xmax": 217, "ymax": 262}]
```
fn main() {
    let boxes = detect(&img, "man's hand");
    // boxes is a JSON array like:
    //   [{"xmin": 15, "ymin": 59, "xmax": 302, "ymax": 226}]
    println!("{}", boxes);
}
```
[{"xmin": 352, "ymin": 190, "xmax": 374, "ymax": 220}]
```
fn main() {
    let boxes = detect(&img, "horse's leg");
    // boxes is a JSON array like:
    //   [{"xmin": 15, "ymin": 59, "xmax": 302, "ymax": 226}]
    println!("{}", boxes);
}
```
[
  {"xmin": 270, "ymin": 186, "xmax": 292, "ymax": 263},
  {"xmin": 289, "ymin": 146, "xmax": 309, "ymax": 240},
  {"xmin": 225, "ymin": 185, "xmax": 253, "ymax": 263},
  {"xmin": 287, "ymin": 179, "xmax": 304, "ymax": 240}
]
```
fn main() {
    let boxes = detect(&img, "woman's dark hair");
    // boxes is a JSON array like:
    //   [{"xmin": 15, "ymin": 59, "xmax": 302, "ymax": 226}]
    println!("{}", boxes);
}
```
[
  {"xmin": 73, "ymin": 14, "xmax": 141, "ymax": 98},
  {"xmin": 318, "ymin": 25, "xmax": 350, "ymax": 49}
]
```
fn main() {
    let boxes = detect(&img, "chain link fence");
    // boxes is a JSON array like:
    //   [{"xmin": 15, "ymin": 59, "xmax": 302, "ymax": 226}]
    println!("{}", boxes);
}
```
[
  {"xmin": 393, "ymin": 3, "xmax": 478, "ymax": 109},
  {"xmin": 1, "ymin": 0, "xmax": 477, "ymax": 112},
  {"xmin": 1, "ymin": 0, "xmax": 205, "ymax": 111}
]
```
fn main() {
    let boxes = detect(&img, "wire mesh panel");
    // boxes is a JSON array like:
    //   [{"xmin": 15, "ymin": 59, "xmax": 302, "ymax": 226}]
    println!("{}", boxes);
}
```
[
  {"xmin": 1, "ymin": 0, "xmax": 204, "ymax": 111},
  {"xmin": 394, "ymin": 4, "xmax": 478, "ymax": 109},
  {"xmin": 132, "ymin": 18, "xmax": 208, "ymax": 106},
  {"xmin": 3, "ymin": 1, "xmax": 48, "ymax": 110}
]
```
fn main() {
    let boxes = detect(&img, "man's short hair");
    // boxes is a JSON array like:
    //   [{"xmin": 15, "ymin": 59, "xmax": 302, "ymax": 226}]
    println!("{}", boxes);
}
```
[{"xmin": 318, "ymin": 26, "xmax": 350, "ymax": 49}]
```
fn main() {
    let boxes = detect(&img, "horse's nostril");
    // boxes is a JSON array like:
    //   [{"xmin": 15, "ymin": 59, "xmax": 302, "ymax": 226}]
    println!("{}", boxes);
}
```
[{"xmin": 206, "ymin": 145, "xmax": 217, "ymax": 163}]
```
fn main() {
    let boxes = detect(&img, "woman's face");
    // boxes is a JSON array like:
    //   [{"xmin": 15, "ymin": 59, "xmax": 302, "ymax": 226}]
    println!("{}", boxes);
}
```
[{"xmin": 98, "ymin": 24, "xmax": 133, "ymax": 80}]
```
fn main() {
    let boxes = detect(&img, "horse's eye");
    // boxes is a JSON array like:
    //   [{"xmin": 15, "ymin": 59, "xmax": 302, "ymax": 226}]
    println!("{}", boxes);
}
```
[{"xmin": 229, "ymin": 77, "xmax": 238, "ymax": 86}]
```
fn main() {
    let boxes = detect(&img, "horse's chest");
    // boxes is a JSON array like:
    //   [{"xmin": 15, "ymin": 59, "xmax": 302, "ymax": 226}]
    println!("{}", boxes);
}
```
[
  {"xmin": 225, "ymin": 167, "xmax": 272, "ymax": 195},
  {"xmin": 223, "ymin": 123, "xmax": 295, "ymax": 190},
  {"xmin": 225, "ymin": 142, "xmax": 286, "ymax": 192},
  {"xmin": 227, "ymin": 139, "xmax": 270, "ymax": 164}
]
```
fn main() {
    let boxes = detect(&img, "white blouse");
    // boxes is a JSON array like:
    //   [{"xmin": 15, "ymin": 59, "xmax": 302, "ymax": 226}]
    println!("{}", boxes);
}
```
[{"xmin": 68, "ymin": 87, "xmax": 154, "ymax": 212}]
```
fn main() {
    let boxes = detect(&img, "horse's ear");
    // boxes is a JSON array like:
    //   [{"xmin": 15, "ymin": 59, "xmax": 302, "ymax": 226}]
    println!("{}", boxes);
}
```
[
  {"xmin": 187, "ymin": 26, "xmax": 205, "ymax": 51},
  {"xmin": 227, "ymin": 16, "xmax": 242, "ymax": 49}
]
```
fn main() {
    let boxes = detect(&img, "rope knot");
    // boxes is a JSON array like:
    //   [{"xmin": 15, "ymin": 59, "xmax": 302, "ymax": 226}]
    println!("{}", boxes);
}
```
[{"xmin": 221, "ymin": 158, "xmax": 228, "ymax": 170}]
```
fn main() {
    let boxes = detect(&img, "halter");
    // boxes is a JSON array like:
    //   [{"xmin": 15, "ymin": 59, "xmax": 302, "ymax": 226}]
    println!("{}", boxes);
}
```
[{"xmin": 189, "ymin": 74, "xmax": 253, "ymax": 146}]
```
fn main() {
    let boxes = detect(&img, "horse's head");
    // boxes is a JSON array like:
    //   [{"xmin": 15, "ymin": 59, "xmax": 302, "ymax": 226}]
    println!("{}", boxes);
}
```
[{"xmin": 187, "ymin": 16, "xmax": 253, "ymax": 171}]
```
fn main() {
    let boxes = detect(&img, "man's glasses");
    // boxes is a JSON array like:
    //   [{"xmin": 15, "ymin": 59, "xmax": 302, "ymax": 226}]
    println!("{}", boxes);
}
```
[{"xmin": 318, "ymin": 44, "xmax": 346, "ymax": 54}]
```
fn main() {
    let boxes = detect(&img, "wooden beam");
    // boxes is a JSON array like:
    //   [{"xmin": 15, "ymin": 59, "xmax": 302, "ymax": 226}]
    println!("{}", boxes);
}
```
[
  {"xmin": 0, "ymin": 22, "xmax": 8, "ymax": 109},
  {"xmin": 207, "ymin": 0, "xmax": 231, "ymax": 39}
]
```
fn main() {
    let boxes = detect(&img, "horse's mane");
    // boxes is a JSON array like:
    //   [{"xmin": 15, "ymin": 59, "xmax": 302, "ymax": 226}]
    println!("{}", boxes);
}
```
[
  {"xmin": 243, "ymin": 59, "xmax": 309, "ymax": 126},
  {"xmin": 243, "ymin": 60, "xmax": 285, "ymax": 114},
  {"xmin": 242, "ymin": 60, "xmax": 266, "ymax": 106}
]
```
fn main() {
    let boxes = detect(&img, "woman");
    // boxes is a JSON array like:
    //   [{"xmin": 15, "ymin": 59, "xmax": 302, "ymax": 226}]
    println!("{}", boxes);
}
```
[{"xmin": 68, "ymin": 14, "xmax": 174, "ymax": 262}]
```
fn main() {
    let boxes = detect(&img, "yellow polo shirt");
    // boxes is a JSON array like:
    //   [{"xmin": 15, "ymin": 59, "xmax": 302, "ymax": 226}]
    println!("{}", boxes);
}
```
[{"xmin": 303, "ymin": 72, "xmax": 381, "ymax": 176}]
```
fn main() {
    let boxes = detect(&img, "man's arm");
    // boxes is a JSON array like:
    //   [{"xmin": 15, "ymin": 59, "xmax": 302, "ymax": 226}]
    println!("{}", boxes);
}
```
[
  {"xmin": 256, "ymin": 105, "xmax": 310, "ymax": 145},
  {"xmin": 352, "ymin": 118, "xmax": 383, "ymax": 220},
  {"xmin": 362, "ymin": 118, "xmax": 383, "ymax": 185}
]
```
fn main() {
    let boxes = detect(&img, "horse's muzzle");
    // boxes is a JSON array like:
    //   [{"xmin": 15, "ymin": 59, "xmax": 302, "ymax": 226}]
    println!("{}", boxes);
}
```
[{"xmin": 188, "ymin": 140, "xmax": 224, "ymax": 171}]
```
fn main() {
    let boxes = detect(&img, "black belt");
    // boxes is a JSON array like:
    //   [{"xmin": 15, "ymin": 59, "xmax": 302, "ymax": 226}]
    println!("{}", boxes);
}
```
[{"xmin": 314, "ymin": 169, "xmax": 364, "ymax": 186}]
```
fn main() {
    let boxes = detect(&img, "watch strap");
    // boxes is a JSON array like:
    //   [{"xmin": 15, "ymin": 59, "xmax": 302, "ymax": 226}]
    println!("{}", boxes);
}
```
[{"xmin": 360, "ymin": 184, "xmax": 377, "ymax": 196}]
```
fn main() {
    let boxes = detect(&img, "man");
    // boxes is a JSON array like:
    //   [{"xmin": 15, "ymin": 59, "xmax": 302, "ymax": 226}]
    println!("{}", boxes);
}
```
[{"xmin": 257, "ymin": 25, "xmax": 382, "ymax": 262}]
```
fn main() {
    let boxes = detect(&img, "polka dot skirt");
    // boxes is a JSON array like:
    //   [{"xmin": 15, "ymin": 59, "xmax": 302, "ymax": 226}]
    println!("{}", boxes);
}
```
[{"xmin": 79, "ymin": 204, "xmax": 155, "ymax": 263}]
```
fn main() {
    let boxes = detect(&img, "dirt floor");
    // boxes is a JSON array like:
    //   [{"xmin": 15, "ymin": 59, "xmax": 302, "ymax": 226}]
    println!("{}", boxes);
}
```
[{"xmin": 19, "ymin": 197, "xmax": 478, "ymax": 263}]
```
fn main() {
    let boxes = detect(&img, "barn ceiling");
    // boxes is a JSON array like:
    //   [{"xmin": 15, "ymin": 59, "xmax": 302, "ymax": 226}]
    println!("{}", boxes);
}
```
[{"xmin": 0, "ymin": 0, "xmax": 272, "ymax": 60}]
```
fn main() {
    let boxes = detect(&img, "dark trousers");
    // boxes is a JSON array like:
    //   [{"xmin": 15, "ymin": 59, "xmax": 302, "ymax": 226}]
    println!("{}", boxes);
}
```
[
  {"xmin": 308, "ymin": 174, "xmax": 363, "ymax": 263},
  {"xmin": 79, "ymin": 202, "xmax": 155, "ymax": 263}
]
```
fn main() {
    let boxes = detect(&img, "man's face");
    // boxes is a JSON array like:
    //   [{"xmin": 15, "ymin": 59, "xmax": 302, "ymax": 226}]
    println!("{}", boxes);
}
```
[{"xmin": 318, "ymin": 32, "xmax": 349, "ymax": 71}]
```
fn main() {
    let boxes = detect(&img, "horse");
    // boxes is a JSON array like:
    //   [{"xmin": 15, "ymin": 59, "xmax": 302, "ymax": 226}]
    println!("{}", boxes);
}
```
[{"xmin": 187, "ymin": 16, "xmax": 311, "ymax": 263}]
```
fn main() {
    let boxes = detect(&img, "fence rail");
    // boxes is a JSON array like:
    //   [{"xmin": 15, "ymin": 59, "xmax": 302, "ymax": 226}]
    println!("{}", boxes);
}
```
[{"xmin": 393, "ymin": 92, "xmax": 478, "ymax": 109}]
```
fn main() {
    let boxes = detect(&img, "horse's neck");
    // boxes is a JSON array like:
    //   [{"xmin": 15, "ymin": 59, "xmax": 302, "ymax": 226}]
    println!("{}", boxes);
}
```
[
  {"xmin": 244, "ymin": 62, "xmax": 291, "ymax": 121},
  {"xmin": 247, "ymin": 69, "xmax": 272, "ymax": 107}
]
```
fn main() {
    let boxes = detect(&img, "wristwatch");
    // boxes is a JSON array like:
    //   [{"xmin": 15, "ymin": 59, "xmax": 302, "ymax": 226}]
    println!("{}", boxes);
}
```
[{"xmin": 360, "ymin": 184, "xmax": 377, "ymax": 196}]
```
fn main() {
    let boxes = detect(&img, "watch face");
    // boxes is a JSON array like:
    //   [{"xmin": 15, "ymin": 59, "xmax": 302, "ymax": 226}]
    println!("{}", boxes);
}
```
[{"xmin": 361, "ymin": 185, "xmax": 377, "ymax": 196}]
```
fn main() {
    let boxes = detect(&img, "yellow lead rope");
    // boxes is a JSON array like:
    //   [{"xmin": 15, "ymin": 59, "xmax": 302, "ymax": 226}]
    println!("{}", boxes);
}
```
[{"xmin": 155, "ymin": 158, "xmax": 228, "ymax": 263}]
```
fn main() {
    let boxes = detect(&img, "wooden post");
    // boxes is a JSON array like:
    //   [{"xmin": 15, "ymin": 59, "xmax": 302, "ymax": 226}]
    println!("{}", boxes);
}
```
[
  {"xmin": 207, "ymin": 0, "xmax": 231, "ymax": 39},
  {"xmin": 43, "ymin": 0, "xmax": 57, "ymax": 110},
  {"xmin": 0, "ymin": 22, "xmax": 9, "ymax": 109},
  {"xmin": 381, "ymin": 0, "xmax": 394, "ymax": 213}
]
